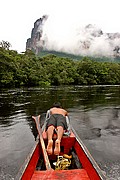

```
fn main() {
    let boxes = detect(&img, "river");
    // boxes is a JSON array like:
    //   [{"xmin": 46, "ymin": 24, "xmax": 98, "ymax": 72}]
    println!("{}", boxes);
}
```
[{"xmin": 0, "ymin": 85, "xmax": 120, "ymax": 180}]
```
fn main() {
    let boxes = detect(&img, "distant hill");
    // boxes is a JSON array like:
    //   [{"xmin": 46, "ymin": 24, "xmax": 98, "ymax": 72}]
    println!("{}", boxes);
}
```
[
  {"xmin": 38, "ymin": 50, "xmax": 120, "ymax": 62},
  {"xmin": 38, "ymin": 50, "xmax": 83, "ymax": 60}
]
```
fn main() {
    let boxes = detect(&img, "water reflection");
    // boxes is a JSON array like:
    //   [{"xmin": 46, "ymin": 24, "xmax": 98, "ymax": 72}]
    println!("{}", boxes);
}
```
[{"xmin": 0, "ymin": 85, "xmax": 120, "ymax": 179}]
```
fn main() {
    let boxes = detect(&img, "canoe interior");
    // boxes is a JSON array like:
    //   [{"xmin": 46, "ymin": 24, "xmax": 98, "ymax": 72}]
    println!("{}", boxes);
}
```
[{"xmin": 17, "ymin": 129, "xmax": 106, "ymax": 180}]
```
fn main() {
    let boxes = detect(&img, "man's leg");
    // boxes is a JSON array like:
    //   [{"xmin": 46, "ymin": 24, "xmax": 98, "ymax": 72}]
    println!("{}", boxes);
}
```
[
  {"xmin": 46, "ymin": 125, "xmax": 54, "ymax": 155},
  {"xmin": 54, "ymin": 126, "xmax": 64, "ymax": 155}
]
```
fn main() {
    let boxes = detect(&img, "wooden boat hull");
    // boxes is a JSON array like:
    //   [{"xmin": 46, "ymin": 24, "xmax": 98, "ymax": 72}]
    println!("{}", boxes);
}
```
[{"xmin": 16, "ymin": 126, "xmax": 106, "ymax": 180}]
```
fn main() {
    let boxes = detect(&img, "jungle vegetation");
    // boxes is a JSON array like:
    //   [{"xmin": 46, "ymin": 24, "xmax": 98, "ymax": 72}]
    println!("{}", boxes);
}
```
[{"xmin": 0, "ymin": 42, "xmax": 120, "ymax": 88}]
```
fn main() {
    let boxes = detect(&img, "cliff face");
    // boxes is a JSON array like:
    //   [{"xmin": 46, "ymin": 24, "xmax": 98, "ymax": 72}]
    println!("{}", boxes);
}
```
[
  {"xmin": 26, "ymin": 16, "xmax": 120, "ymax": 57},
  {"xmin": 26, "ymin": 15, "xmax": 48, "ymax": 54}
]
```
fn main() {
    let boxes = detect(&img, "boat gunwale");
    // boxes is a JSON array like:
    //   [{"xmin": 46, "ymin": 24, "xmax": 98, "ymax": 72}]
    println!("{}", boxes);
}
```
[
  {"xmin": 15, "ymin": 138, "xmax": 39, "ymax": 180},
  {"xmin": 71, "ymin": 126, "xmax": 107, "ymax": 180}
]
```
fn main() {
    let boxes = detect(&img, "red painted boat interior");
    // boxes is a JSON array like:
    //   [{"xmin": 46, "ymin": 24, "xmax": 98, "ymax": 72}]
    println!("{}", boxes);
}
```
[
  {"xmin": 21, "ymin": 131, "xmax": 102, "ymax": 180},
  {"xmin": 31, "ymin": 169, "xmax": 90, "ymax": 180},
  {"xmin": 74, "ymin": 141, "xmax": 101, "ymax": 180}
]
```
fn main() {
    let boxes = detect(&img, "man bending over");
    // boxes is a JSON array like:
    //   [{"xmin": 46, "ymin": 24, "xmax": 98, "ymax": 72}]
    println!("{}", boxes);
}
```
[{"xmin": 46, "ymin": 102, "xmax": 68, "ymax": 155}]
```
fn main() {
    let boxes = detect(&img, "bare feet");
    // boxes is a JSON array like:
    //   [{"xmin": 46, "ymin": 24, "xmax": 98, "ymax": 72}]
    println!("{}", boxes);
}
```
[
  {"xmin": 54, "ymin": 139, "xmax": 60, "ymax": 155},
  {"xmin": 47, "ymin": 140, "xmax": 53, "ymax": 155}
]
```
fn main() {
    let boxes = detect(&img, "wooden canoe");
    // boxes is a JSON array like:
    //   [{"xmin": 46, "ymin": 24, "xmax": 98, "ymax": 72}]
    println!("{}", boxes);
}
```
[{"xmin": 16, "ymin": 116, "xmax": 106, "ymax": 180}]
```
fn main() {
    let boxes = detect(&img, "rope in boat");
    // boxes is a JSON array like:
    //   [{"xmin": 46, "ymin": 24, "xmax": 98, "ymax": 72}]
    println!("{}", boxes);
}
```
[{"xmin": 55, "ymin": 154, "xmax": 72, "ymax": 170}]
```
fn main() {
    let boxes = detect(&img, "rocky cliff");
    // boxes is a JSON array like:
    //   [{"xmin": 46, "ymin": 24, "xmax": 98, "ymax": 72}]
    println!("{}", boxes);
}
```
[
  {"xmin": 26, "ymin": 16, "xmax": 120, "ymax": 57},
  {"xmin": 26, "ymin": 15, "xmax": 48, "ymax": 54}
]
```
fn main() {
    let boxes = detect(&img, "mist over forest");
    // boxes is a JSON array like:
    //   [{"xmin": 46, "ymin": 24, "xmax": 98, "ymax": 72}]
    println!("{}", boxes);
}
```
[{"xmin": 26, "ymin": 15, "xmax": 120, "ymax": 59}]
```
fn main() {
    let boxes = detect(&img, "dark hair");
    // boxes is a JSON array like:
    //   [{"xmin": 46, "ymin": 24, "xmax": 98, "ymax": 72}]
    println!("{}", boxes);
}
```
[{"xmin": 53, "ymin": 102, "xmax": 62, "ymax": 108}]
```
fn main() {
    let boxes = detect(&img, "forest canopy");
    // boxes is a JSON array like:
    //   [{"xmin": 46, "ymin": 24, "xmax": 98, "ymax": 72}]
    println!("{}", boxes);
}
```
[{"xmin": 0, "ymin": 45, "xmax": 120, "ymax": 88}]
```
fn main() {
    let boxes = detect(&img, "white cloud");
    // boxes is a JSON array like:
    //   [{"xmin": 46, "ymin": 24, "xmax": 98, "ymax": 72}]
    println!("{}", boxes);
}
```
[{"xmin": 0, "ymin": 0, "xmax": 120, "ymax": 53}]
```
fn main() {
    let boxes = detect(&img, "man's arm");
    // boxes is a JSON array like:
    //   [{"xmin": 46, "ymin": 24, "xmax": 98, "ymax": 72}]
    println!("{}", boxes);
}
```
[{"xmin": 65, "ymin": 110, "xmax": 68, "ymax": 116}]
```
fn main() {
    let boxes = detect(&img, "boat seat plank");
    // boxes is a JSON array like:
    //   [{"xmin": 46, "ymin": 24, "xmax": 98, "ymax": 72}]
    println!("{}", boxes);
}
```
[{"xmin": 31, "ymin": 169, "xmax": 90, "ymax": 180}]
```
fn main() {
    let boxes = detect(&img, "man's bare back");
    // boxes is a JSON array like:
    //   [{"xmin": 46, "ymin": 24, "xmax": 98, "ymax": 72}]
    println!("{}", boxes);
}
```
[{"xmin": 50, "ymin": 107, "xmax": 68, "ymax": 117}]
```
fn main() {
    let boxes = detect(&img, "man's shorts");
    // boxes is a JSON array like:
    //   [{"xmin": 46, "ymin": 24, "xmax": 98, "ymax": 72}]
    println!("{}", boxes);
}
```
[{"xmin": 46, "ymin": 114, "xmax": 68, "ymax": 130}]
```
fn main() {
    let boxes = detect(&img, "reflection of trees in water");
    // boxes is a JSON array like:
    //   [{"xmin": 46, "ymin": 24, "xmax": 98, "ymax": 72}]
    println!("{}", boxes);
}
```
[
  {"xmin": 1, "ymin": 86, "xmax": 120, "ymax": 138},
  {"xmin": 70, "ymin": 110, "xmax": 102, "ymax": 140},
  {"xmin": 105, "ymin": 107, "xmax": 120, "ymax": 129},
  {"xmin": 23, "ymin": 86, "xmax": 120, "ymax": 139},
  {"xmin": 82, "ymin": 111, "xmax": 102, "ymax": 139},
  {"xmin": 104, "ymin": 107, "xmax": 120, "ymax": 136},
  {"xmin": 0, "ymin": 91, "xmax": 19, "ymax": 127},
  {"xmin": 71, "ymin": 105, "xmax": 120, "ymax": 140}
]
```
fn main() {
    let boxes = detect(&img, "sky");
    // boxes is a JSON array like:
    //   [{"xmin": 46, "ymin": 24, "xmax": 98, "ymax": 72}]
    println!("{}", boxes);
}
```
[{"xmin": 0, "ymin": 0, "xmax": 120, "ymax": 53}]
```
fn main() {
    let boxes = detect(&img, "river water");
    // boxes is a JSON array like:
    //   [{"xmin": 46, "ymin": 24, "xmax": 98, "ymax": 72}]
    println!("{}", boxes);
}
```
[{"xmin": 0, "ymin": 85, "xmax": 120, "ymax": 180}]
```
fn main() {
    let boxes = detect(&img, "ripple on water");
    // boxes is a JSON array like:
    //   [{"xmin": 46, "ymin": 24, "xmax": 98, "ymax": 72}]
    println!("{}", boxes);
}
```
[
  {"xmin": 101, "ymin": 161, "xmax": 120, "ymax": 180},
  {"xmin": 0, "ymin": 167, "xmax": 14, "ymax": 180}
]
